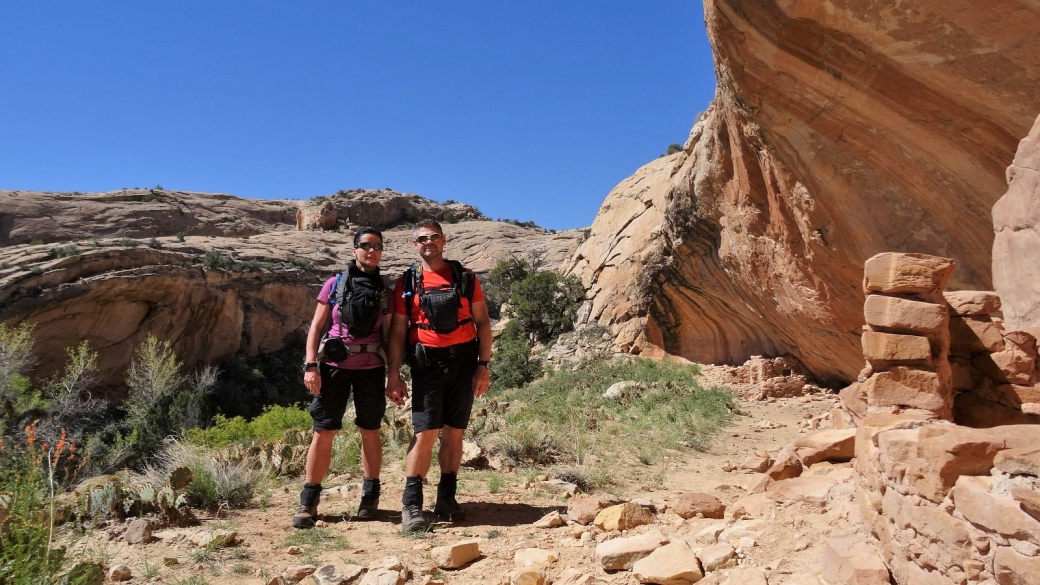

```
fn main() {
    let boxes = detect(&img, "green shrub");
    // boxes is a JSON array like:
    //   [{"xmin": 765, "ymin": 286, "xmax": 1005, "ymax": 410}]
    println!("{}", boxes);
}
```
[
  {"xmin": 483, "ymin": 257, "xmax": 533, "ymax": 319},
  {"xmin": 508, "ymin": 270, "xmax": 584, "ymax": 343},
  {"xmin": 154, "ymin": 440, "xmax": 265, "ymax": 509},
  {"xmin": 666, "ymin": 143, "xmax": 683, "ymax": 155},
  {"xmin": 147, "ymin": 238, "xmax": 163, "ymax": 249},
  {"xmin": 89, "ymin": 235, "xmax": 101, "ymax": 248},
  {"xmin": 176, "ymin": 232, "xmax": 186, "ymax": 243},
  {"xmin": 119, "ymin": 237, "xmax": 136, "ymax": 248},
  {"xmin": 291, "ymin": 257, "xmax": 313, "ymax": 270},
  {"xmin": 185, "ymin": 405, "xmax": 310, "ymax": 448},
  {"xmin": 491, "ymin": 321, "xmax": 541, "ymax": 392},
  {"xmin": 203, "ymin": 251, "xmax": 233, "ymax": 270},
  {"xmin": 49, "ymin": 244, "xmax": 79, "ymax": 259}
]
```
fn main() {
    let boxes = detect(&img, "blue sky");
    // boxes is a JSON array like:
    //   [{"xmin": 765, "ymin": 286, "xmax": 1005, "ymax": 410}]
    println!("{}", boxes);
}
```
[{"xmin": 0, "ymin": 2, "xmax": 716, "ymax": 230}]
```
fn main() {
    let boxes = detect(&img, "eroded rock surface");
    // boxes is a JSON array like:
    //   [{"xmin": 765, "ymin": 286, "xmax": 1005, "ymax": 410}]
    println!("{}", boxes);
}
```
[{"xmin": 568, "ymin": 1, "xmax": 1040, "ymax": 384}]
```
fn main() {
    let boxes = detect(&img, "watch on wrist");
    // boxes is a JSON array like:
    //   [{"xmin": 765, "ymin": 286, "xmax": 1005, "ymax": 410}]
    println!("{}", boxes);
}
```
[
  {"xmin": 303, "ymin": 362, "xmax": 318, "ymax": 372},
  {"xmin": 477, "ymin": 359, "xmax": 490, "ymax": 368}
]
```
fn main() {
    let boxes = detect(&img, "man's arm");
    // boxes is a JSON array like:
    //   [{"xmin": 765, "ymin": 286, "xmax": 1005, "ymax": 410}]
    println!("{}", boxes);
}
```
[
  {"xmin": 385, "ymin": 311, "xmax": 410, "ymax": 406},
  {"xmin": 470, "ymin": 299, "xmax": 493, "ymax": 398}
]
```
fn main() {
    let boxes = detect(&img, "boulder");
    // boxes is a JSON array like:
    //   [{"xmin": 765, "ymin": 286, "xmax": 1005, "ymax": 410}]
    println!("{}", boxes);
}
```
[
  {"xmin": 555, "ymin": 568, "xmax": 597, "ymax": 585},
  {"xmin": 568, "ymin": 495, "xmax": 614, "ymax": 525},
  {"xmin": 861, "ymin": 331, "xmax": 932, "ymax": 364},
  {"xmin": 594, "ymin": 502, "xmax": 654, "ymax": 532},
  {"xmin": 765, "ymin": 476, "xmax": 837, "ymax": 509},
  {"xmin": 508, "ymin": 567, "xmax": 547, "ymax": 585},
  {"xmin": 513, "ymin": 548, "xmax": 558, "ymax": 568},
  {"xmin": 730, "ymin": 494, "xmax": 774, "ymax": 520},
  {"xmin": 595, "ymin": 528, "xmax": 669, "ymax": 571},
  {"xmin": 672, "ymin": 493, "xmax": 726, "ymax": 519},
  {"xmin": 911, "ymin": 424, "xmax": 1009, "ymax": 502},
  {"xmin": 124, "ymin": 518, "xmax": 152, "ymax": 545},
  {"xmin": 1011, "ymin": 487, "xmax": 1040, "ymax": 523},
  {"xmin": 532, "ymin": 511, "xmax": 565, "ymax": 528},
  {"xmin": 821, "ymin": 534, "xmax": 890, "ymax": 585},
  {"xmin": 358, "ymin": 568, "xmax": 403, "ymax": 585},
  {"xmin": 739, "ymin": 455, "xmax": 771, "ymax": 473},
  {"xmin": 696, "ymin": 543, "xmax": 736, "ymax": 572},
  {"xmin": 765, "ymin": 445, "xmax": 803, "ymax": 480},
  {"xmin": 994, "ymin": 447, "xmax": 1040, "ymax": 477},
  {"xmin": 108, "ymin": 565, "xmax": 132, "ymax": 582},
  {"xmin": 944, "ymin": 291, "xmax": 1002, "ymax": 316},
  {"xmin": 993, "ymin": 546, "xmax": 1040, "ymax": 585},
  {"xmin": 190, "ymin": 529, "xmax": 237, "ymax": 548},
  {"xmin": 950, "ymin": 316, "xmax": 1006, "ymax": 354},
  {"xmin": 286, "ymin": 565, "xmax": 319, "ymax": 582},
  {"xmin": 864, "ymin": 295, "xmax": 947, "ymax": 332},
  {"xmin": 951, "ymin": 476, "xmax": 1040, "ymax": 546},
  {"xmin": 301, "ymin": 565, "xmax": 366, "ymax": 585},
  {"xmin": 431, "ymin": 540, "xmax": 480, "ymax": 569},
  {"xmin": 792, "ymin": 429, "xmax": 856, "ymax": 466},
  {"xmin": 632, "ymin": 540, "xmax": 704, "ymax": 585},
  {"xmin": 862, "ymin": 367, "xmax": 950, "ymax": 415}
]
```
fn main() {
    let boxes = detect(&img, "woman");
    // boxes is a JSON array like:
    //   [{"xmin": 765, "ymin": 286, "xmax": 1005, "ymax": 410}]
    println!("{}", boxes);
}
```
[{"xmin": 294, "ymin": 226, "xmax": 389, "ymax": 528}]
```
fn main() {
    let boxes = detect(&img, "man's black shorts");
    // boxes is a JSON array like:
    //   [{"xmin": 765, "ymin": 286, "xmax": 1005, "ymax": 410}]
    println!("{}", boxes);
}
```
[
  {"xmin": 309, "ymin": 364, "xmax": 386, "ymax": 431},
  {"xmin": 408, "ymin": 339, "xmax": 479, "ymax": 433}
]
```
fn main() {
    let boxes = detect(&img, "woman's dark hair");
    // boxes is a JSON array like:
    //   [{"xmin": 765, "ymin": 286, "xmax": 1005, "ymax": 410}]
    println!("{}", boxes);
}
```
[{"xmin": 353, "ymin": 226, "xmax": 383, "ymax": 247}]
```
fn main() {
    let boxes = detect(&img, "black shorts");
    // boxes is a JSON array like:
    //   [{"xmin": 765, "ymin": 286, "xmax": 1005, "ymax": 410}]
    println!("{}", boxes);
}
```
[
  {"xmin": 309, "ymin": 364, "xmax": 386, "ymax": 431},
  {"xmin": 408, "ymin": 339, "xmax": 479, "ymax": 433}
]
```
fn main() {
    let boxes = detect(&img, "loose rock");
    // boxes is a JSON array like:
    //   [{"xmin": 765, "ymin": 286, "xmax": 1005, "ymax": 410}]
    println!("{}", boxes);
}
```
[{"xmin": 431, "ymin": 540, "xmax": 481, "ymax": 569}]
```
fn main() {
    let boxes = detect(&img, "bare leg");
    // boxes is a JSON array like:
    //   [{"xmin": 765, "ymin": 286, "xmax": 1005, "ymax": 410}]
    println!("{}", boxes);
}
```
[
  {"xmin": 438, "ymin": 425, "xmax": 465, "ymax": 474},
  {"xmin": 359, "ymin": 428, "xmax": 382, "ymax": 479},
  {"xmin": 305, "ymin": 430, "xmax": 337, "ymax": 484},
  {"xmin": 405, "ymin": 428, "xmax": 441, "ymax": 478}
]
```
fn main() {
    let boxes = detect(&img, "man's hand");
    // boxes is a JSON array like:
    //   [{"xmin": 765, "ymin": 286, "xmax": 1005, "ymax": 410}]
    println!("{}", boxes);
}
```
[
  {"xmin": 472, "ymin": 366, "xmax": 490, "ymax": 398},
  {"xmin": 304, "ymin": 369, "xmax": 321, "ymax": 395},
  {"xmin": 386, "ymin": 372, "xmax": 410, "ymax": 406}
]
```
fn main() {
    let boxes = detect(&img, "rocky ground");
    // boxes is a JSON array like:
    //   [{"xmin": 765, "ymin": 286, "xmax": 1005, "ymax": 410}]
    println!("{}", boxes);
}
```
[{"xmin": 64, "ymin": 383, "xmax": 857, "ymax": 585}]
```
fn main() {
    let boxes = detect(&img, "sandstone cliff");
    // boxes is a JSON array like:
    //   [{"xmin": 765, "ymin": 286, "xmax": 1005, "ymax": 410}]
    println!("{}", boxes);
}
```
[
  {"xmin": 0, "ymin": 189, "xmax": 581, "ymax": 385},
  {"xmin": 569, "ymin": 0, "xmax": 1040, "ymax": 384}
]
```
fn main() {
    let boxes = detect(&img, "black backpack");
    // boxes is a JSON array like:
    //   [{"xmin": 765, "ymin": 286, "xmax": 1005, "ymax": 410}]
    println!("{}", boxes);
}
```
[
  {"xmin": 403, "ymin": 260, "xmax": 476, "ymax": 335},
  {"xmin": 331, "ymin": 267, "xmax": 386, "ymax": 338}
]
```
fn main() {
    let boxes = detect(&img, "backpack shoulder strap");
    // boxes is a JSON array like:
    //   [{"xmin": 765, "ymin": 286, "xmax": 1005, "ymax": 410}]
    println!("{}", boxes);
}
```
[
  {"xmin": 447, "ymin": 260, "xmax": 475, "ymax": 301},
  {"xmin": 402, "ymin": 266, "xmax": 417, "ymax": 325},
  {"xmin": 334, "ymin": 269, "xmax": 350, "ymax": 308}
]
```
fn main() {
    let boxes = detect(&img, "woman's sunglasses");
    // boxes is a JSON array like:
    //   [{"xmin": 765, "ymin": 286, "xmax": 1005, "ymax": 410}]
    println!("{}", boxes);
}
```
[{"xmin": 355, "ymin": 243, "xmax": 384, "ymax": 251}]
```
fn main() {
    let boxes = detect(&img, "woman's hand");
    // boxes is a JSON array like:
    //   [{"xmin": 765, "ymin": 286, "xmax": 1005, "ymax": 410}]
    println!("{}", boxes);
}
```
[{"xmin": 304, "ymin": 369, "xmax": 321, "ymax": 395}]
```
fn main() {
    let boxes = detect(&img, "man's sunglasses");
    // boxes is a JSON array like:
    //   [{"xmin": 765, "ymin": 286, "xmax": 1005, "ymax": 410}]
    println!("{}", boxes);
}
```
[
  {"xmin": 414, "ymin": 233, "xmax": 444, "ymax": 244},
  {"xmin": 355, "ymin": 243, "xmax": 384, "ymax": 251}
]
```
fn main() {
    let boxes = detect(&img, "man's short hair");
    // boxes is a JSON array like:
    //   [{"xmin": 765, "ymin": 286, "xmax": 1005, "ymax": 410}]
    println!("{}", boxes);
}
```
[
  {"xmin": 412, "ymin": 219, "xmax": 443, "ymax": 240},
  {"xmin": 353, "ymin": 226, "xmax": 383, "ymax": 247}
]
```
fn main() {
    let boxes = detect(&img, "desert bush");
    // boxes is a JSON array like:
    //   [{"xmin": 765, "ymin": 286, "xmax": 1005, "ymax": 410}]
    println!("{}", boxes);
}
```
[
  {"xmin": 666, "ymin": 143, "xmax": 683, "ymax": 155},
  {"xmin": 38, "ymin": 341, "xmax": 106, "ymax": 447},
  {"xmin": 119, "ymin": 237, "xmax": 135, "ymax": 248},
  {"xmin": 508, "ymin": 270, "xmax": 584, "ymax": 343},
  {"xmin": 291, "ymin": 257, "xmax": 313, "ymax": 270},
  {"xmin": 49, "ymin": 244, "xmax": 79, "ymax": 259},
  {"xmin": 147, "ymin": 238, "xmax": 163, "ymax": 249},
  {"xmin": 151, "ymin": 440, "xmax": 266, "ymax": 510},
  {"xmin": 89, "ymin": 234, "xmax": 101, "ymax": 248},
  {"xmin": 491, "ymin": 321, "xmax": 541, "ymax": 392},
  {"xmin": 203, "ymin": 251, "xmax": 233, "ymax": 270},
  {"xmin": 0, "ymin": 322, "xmax": 35, "ymax": 408},
  {"xmin": 186, "ymin": 405, "xmax": 311, "ymax": 448},
  {"xmin": 208, "ymin": 345, "xmax": 309, "ymax": 420}
]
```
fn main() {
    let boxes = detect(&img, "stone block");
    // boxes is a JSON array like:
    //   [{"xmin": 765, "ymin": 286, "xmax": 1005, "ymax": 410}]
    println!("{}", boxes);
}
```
[
  {"xmin": 949, "ymin": 357, "xmax": 977, "ymax": 390},
  {"xmin": 301, "ymin": 564, "xmax": 365, "ymax": 585},
  {"xmin": 766, "ymin": 444, "xmax": 803, "ymax": 480},
  {"xmin": 863, "ymin": 253, "xmax": 955, "ymax": 295},
  {"xmin": 124, "ymin": 518, "xmax": 152, "ymax": 545},
  {"xmin": 862, "ymin": 331, "xmax": 932, "ymax": 364},
  {"xmin": 840, "ymin": 382, "xmax": 867, "ymax": 422},
  {"xmin": 864, "ymin": 295, "xmax": 947, "ymax": 332},
  {"xmin": 1011, "ymin": 487, "xmax": 1040, "ymax": 522},
  {"xmin": 717, "ymin": 569, "xmax": 768, "ymax": 585},
  {"xmin": 974, "ymin": 350, "xmax": 1035, "ymax": 385},
  {"xmin": 994, "ymin": 447, "xmax": 1040, "ymax": 477},
  {"xmin": 739, "ymin": 455, "xmax": 771, "ymax": 472},
  {"xmin": 906, "ymin": 564, "xmax": 956, "ymax": 585},
  {"xmin": 877, "ymin": 428, "xmax": 921, "ymax": 484},
  {"xmin": 951, "ymin": 476, "xmax": 1040, "ymax": 546},
  {"xmin": 765, "ymin": 476, "xmax": 836, "ymax": 509},
  {"xmin": 631, "ymin": 540, "xmax": 704, "ymax": 585},
  {"xmin": 821, "ymin": 533, "xmax": 890, "ymax": 585},
  {"xmin": 830, "ymin": 408, "xmax": 855, "ymax": 429},
  {"xmin": 595, "ymin": 529, "xmax": 668, "ymax": 571},
  {"xmin": 950, "ymin": 316, "xmax": 1005, "ymax": 354},
  {"xmin": 863, "ymin": 367, "xmax": 950, "ymax": 414},
  {"xmin": 567, "ymin": 495, "xmax": 616, "ymax": 525},
  {"xmin": 911, "ymin": 424, "xmax": 1008, "ymax": 502},
  {"xmin": 944, "ymin": 291, "xmax": 1002, "ymax": 316},
  {"xmin": 431, "ymin": 539, "xmax": 480, "ymax": 569},
  {"xmin": 696, "ymin": 543, "xmax": 736, "ymax": 572},
  {"xmin": 672, "ymin": 493, "xmax": 725, "ymax": 519},
  {"xmin": 555, "ymin": 569, "xmax": 597, "ymax": 585},
  {"xmin": 729, "ymin": 493, "xmax": 774, "ymax": 520},
  {"xmin": 508, "ymin": 567, "xmax": 546, "ymax": 585},
  {"xmin": 594, "ymin": 502, "xmax": 654, "ymax": 532},
  {"xmin": 792, "ymin": 429, "xmax": 857, "ymax": 466},
  {"xmin": 993, "ymin": 545, "xmax": 1040, "ymax": 585},
  {"xmin": 513, "ymin": 548, "xmax": 557, "ymax": 568}
]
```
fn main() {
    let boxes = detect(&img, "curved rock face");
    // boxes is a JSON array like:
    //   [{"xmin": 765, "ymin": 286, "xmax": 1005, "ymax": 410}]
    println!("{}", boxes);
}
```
[
  {"xmin": 993, "ymin": 114, "xmax": 1040, "ymax": 331},
  {"xmin": 570, "ymin": 0, "xmax": 1040, "ymax": 384},
  {"xmin": 1, "ymin": 190, "xmax": 580, "ymax": 386}
]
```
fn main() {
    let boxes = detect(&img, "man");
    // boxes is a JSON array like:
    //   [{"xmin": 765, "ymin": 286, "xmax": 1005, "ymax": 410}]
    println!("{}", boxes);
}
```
[
  {"xmin": 386, "ymin": 219, "xmax": 493, "ymax": 532},
  {"xmin": 295, "ymin": 227, "xmax": 389, "ymax": 529}
]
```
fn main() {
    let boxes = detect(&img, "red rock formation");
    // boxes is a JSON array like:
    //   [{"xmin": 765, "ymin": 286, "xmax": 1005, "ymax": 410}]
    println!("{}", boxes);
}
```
[{"xmin": 569, "ymin": 1, "xmax": 1040, "ymax": 384}]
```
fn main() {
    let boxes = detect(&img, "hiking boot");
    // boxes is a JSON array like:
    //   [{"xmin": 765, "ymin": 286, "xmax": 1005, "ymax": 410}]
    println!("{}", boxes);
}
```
[
  {"xmin": 400, "ymin": 504, "xmax": 426, "ymax": 533},
  {"xmin": 357, "ymin": 495, "xmax": 379, "ymax": 521},
  {"xmin": 433, "ymin": 498, "xmax": 466, "ymax": 523},
  {"xmin": 291, "ymin": 504, "xmax": 317, "ymax": 529}
]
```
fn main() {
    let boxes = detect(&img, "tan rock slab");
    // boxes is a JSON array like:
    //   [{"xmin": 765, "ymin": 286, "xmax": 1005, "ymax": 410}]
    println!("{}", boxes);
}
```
[
  {"xmin": 974, "ymin": 350, "xmax": 1035, "ymax": 384},
  {"xmin": 594, "ymin": 502, "xmax": 654, "ymax": 532},
  {"xmin": 953, "ymin": 476, "xmax": 1040, "ymax": 546},
  {"xmin": 739, "ymin": 455, "xmax": 771, "ymax": 472},
  {"xmin": 358, "ymin": 568, "xmax": 404, "ymax": 585},
  {"xmin": 190, "ymin": 529, "xmax": 237, "ymax": 548},
  {"xmin": 730, "ymin": 493, "xmax": 774, "ymax": 520},
  {"xmin": 286, "ymin": 565, "xmax": 319, "ymax": 582},
  {"xmin": 532, "ymin": 510, "xmax": 565, "ymax": 528},
  {"xmin": 513, "ymin": 548, "xmax": 558, "ymax": 568},
  {"xmin": 993, "ymin": 545, "xmax": 1040, "ymax": 585},
  {"xmin": 672, "ymin": 493, "xmax": 725, "ymax": 519},
  {"xmin": 555, "ymin": 568, "xmax": 597, "ymax": 585},
  {"xmin": 944, "ymin": 291, "xmax": 1002, "ymax": 316},
  {"xmin": 431, "ymin": 539, "xmax": 480, "ymax": 569},
  {"xmin": 864, "ymin": 295, "xmax": 947, "ymax": 332},
  {"xmin": 765, "ymin": 445, "xmax": 803, "ymax": 480},
  {"xmin": 719, "ymin": 568, "xmax": 768, "ymax": 585},
  {"xmin": 950, "ymin": 315, "xmax": 1006, "ymax": 354},
  {"xmin": 508, "ymin": 567, "xmax": 547, "ymax": 585},
  {"xmin": 596, "ymin": 528, "xmax": 669, "ymax": 570},
  {"xmin": 765, "ymin": 475, "xmax": 837, "ymax": 508},
  {"xmin": 821, "ymin": 533, "xmax": 890, "ymax": 585},
  {"xmin": 108, "ymin": 565, "xmax": 132, "ymax": 582},
  {"xmin": 863, "ymin": 253, "xmax": 955, "ymax": 295},
  {"xmin": 793, "ymin": 429, "xmax": 856, "ymax": 466},
  {"xmin": 862, "ymin": 331, "xmax": 932, "ymax": 364},
  {"xmin": 632, "ymin": 539, "xmax": 704, "ymax": 585},
  {"xmin": 567, "ymin": 495, "xmax": 614, "ymax": 525},
  {"xmin": 994, "ymin": 447, "xmax": 1040, "ymax": 476},
  {"xmin": 301, "ymin": 564, "xmax": 366, "ymax": 585},
  {"xmin": 1011, "ymin": 487, "xmax": 1040, "ymax": 522},
  {"xmin": 912, "ymin": 424, "xmax": 1008, "ymax": 502},
  {"xmin": 696, "ymin": 543, "xmax": 736, "ymax": 572},
  {"xmin": 862, "ymin": 367, "xmax": 949, "ymax": 413}
]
